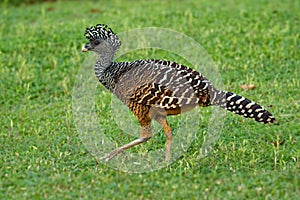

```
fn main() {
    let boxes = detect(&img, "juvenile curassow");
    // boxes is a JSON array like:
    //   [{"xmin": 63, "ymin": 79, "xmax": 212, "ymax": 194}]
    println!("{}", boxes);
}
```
[{"xmin": 82, "ymin": 24, "xmax": 275, "ymax": 161}]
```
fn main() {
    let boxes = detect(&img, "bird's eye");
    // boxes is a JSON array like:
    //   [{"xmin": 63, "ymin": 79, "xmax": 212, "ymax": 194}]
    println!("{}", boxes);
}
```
[{"xmin": 94, "ymin": 40, "xmax": 101, "ymax": 45}]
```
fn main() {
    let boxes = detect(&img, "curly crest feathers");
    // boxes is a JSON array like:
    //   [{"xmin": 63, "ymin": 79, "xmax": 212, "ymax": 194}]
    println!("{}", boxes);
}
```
[{"xmin": 84, "ymin": 24, "xmax": 121, "ymax": 49}]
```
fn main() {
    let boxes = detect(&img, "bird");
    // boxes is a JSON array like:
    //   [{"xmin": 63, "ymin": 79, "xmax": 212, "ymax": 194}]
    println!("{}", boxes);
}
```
[{"xmin": 81, "ymin": 24, "xmax": 276, "ymax": 161}]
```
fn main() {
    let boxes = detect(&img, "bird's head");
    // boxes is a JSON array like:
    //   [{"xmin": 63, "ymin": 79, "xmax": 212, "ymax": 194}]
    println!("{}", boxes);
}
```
[{"xmin": 82, "ymin": 24, "xmax": 121, "ymax": 53}]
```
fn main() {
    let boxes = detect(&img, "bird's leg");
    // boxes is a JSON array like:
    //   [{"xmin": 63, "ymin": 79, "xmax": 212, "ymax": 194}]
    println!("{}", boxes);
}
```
[
  {"xmin": 100, "ymin": 137, "xmax": 151, "ymax": 161},
  {"xmin": 155, "ymin": 116, "xmax": 173, "ymax": 162},
  {"xmin": 100, "ymin": 124, "xmax": 152, "ymax": 161}
]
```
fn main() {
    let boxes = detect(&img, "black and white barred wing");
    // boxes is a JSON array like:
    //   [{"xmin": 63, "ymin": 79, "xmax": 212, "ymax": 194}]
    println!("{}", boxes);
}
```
[{"xmin": 120, "ymin": 60, "xmax": 203, "ymax": 109}]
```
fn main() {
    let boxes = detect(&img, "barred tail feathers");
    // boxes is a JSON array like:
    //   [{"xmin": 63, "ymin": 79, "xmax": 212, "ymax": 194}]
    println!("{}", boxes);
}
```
[{"xmin": 211, "ymin": 90, "xmax": 275, "ymax": 124}]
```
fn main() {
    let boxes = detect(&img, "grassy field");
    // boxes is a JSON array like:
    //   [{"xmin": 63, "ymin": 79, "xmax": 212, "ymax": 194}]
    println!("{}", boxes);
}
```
[{"xmin": 0, "ymin": 0, "xmax": 299, "ymax": 199}]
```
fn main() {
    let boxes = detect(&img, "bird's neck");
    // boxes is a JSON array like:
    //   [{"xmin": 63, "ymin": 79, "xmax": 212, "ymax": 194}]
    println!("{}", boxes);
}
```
[
  {"xmin": 94, "ymin": 52, "xmax": 114, "ymax": 76},
  {"xmin": 94, "ymin": 49, "xmax": 117, "ymax": 90}
]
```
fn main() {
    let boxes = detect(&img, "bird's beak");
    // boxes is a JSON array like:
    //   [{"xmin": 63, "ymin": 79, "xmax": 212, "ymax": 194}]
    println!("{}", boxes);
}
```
[
  {"xmin": 82, "ymin": 46, "xmax": 88, "ymax": 52},
  {"xmin": 82, "ymin": 42, "xmax": 92, "ymax": 52}
]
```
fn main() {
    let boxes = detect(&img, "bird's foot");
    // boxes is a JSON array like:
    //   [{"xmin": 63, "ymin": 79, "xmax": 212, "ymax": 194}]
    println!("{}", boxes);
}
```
[{"xmin": 100, "ymin": 148, "xmax": 124, "ymax": 161}]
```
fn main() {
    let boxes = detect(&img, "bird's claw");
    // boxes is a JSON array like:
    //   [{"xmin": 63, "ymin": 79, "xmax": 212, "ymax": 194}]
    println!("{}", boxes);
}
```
[{"xmin": 100, "ymin": 148, "xmax": 125, "ymax": 161}]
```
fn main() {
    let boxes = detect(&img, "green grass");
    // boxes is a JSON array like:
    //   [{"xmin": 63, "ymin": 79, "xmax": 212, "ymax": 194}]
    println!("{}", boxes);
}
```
[{"xmin": 0, "ymin": 0, "xmax": 299, "ymax": 199}]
